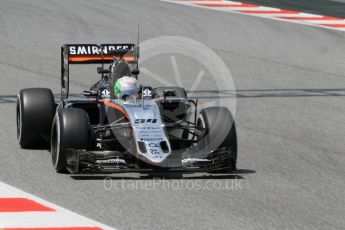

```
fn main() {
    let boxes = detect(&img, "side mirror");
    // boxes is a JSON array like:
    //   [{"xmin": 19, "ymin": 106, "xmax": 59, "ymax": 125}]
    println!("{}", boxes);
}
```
[{"xmin": 142, "ymin": 86, "xmax": 153, "ymax": 99}]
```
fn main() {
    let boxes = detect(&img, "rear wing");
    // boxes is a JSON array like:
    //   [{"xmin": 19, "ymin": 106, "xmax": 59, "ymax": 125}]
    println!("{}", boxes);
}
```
[{"xmin": 60, "ymin": 43, "xmax": 138, "ymax": 100}]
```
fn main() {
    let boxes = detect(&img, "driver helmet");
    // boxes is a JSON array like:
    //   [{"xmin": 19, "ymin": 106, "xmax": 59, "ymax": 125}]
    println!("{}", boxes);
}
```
[{"xmin": 114, "ymin": 76, "xmax": 139, "ymax": 99}]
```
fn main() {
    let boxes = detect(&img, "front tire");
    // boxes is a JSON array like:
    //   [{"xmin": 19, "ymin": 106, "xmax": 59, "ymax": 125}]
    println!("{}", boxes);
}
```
[
  {"xmin": 197, "ymin": 107, "xmax": 237, "ymax": 172},
  {"xmin": 51, "ymin": 108, "xmax": 89, "ymax": 173}
]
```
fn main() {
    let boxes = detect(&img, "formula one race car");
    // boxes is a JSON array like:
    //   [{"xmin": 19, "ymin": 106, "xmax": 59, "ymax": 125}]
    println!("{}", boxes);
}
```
[{"xmin": 16, "ymin": 43, "xmax": 237, "ymax": 174}]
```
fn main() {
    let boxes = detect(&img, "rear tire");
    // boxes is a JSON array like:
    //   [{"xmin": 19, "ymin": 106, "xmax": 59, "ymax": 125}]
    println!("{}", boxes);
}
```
[
  {"xmin": 16, "ymin": 88, "xmax": 55, "ymax": 148},
  {"xmin": 51, "ymin": 108, "xmax": 89, "ymax": 173},
  {"xmin": 197, "ymin": 107, "xmax": 237, "ymax": 172}
]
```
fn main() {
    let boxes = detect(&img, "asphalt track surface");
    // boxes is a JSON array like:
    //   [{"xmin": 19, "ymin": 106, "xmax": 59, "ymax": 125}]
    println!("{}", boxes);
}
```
[{"xmin": 1, "ymin": 0, "xmax": 345, "ymax": 229}]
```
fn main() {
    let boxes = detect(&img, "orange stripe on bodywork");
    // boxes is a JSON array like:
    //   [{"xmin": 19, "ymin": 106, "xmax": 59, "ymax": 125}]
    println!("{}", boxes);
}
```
[
  {"xmin": 68, "ymin": 54, "xmax": 136, "ymax": 63},
  {"xmin": 99, "ymin": 100, "xmax": 129, "ymax": 120},
  {"xmin": 69, "ymin": 56, "xmax": 113, "ymax": 62}
]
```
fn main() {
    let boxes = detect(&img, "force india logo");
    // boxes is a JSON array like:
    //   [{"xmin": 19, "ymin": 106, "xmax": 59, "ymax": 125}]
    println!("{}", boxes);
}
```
[{"xmin": 68, "ymin": 44, "xmax": 134, "ymax": 55}]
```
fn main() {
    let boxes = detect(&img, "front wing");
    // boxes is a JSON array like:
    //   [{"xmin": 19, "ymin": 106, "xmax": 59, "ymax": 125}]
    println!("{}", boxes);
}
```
[{"xmin": 65, "ymin": 149, "xmax": 235, "ymax": 174}]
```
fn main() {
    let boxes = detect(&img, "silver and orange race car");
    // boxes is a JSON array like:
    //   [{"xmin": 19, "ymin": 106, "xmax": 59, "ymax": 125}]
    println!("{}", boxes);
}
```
[{"xmin": 16, "ymin": 43, "xmax": 237, "ymax": 174}]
